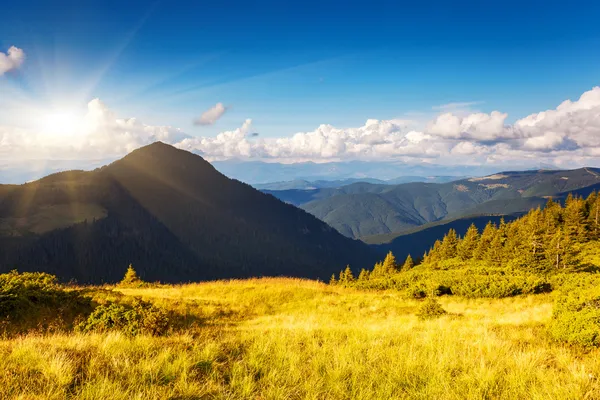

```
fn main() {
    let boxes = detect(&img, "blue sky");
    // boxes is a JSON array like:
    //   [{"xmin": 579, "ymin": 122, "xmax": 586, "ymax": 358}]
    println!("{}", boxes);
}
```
[
  {"xmin": 2, "ymin": 0, "xmax": 600, "ymax": 133},
  {"xmin": 1, "ymin": 0, "xmax": 600, "ymax": 170}
]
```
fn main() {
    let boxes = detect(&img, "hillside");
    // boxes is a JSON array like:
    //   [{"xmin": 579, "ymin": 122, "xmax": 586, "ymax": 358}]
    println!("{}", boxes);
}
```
[
  {"xmin": 2, "ymin": 274, "xmax": 600, "ymax": 399},
  {"xmin": 0, "ymin": 143, "xmax": 375, "ymax": 283},
  {"xmin": 266, "ymin": 168, "xmax": 600, "ymax": 238}
]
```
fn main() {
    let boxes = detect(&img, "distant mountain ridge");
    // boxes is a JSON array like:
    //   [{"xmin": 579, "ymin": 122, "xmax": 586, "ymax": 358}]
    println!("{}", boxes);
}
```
[
  {"xmin": 0, "ymin": 143, "xmax": 375, "ymax": 283},
  {"xmin": 265, "ymin": 168, "xmax": 600, "ymax": 239},
  {"xmin": 211, "ymin": 158, "xmax": 505, "ymax": 185},
  {"xmin": 253, "ymin": 176, "xmax": 462, "ymax": 191}
]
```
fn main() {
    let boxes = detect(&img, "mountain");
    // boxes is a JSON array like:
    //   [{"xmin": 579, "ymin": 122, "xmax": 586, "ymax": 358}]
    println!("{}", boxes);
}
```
[
  {"xmin": 211, "ymin": 159, "xmax": 499, "ymax": 185},
  {"xmin": 253, "ymin": 176, "xmax": 463, "ymax": 191},
  {"xmin": 253, "ymin": 178, "xmax": 388, "ymax": 191},
  {"xmin": 0, "ymin": 143, "xmax": 375, "ymax": 283},
  {"xmin": 385, "ymin": 176, "xmax": 464, "ymax": 185},
  {"xmin": 266, "ymin": 168, "xmax": 600, "ymax": 239}
]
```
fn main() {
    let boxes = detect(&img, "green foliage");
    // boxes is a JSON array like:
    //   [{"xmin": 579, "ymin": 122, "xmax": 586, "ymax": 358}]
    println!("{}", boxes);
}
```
[
  {"xmin": 336, "ymin": 265, "xmax": 355, "ymax": 286},
  {"xmin": 348, "ymin": 264, "xmax": 552, "ymax": 299},
  {"xmin": 447, "ymin": 273, "xmax": 551, "ymax": 298},
  {"xmin": 549, "ymin": 290, "xmax": 600, "ymax": 348},
  {"xmin": 421, "ymin": 192, "xmax": 600, "ymax": 273},
  {"xmin": 457, "ymin": 224, "xmax": 479, "ymax": 261},
  {"xmin": 329, "ymin": 274, "xmax": 337, "ymax": 285},
  {"xmin": 77, "ymin": 298, "xmax": 169, "ymax": 336},
  {"xmin": 0, "ymin": 271, "xmax": 91, "ymax": 334},
  {"xmin": 416, "ymin": 298, "xmax": 447, "ymax": 320}
]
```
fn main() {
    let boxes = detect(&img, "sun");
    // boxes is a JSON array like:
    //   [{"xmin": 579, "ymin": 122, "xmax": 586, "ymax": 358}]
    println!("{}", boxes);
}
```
[{"xmin": 39, "ymin": 110, "xmax": 82, "ymax": 137}]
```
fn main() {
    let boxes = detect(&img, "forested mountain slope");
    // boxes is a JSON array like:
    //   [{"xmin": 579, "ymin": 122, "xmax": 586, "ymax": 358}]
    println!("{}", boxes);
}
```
[
  {"xmin": 0, "ymin": 143, "xmax": 375, "ymax": 283},
  {"xmin": 266, "ymin": 168, "xmax": 600, "ymax": 238}
]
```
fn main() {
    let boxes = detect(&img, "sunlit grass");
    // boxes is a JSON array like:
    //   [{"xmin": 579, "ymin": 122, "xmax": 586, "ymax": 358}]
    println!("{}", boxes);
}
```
[{"xmin": 2, "ymin": 278, "xmax": 599, "ymax": 399}]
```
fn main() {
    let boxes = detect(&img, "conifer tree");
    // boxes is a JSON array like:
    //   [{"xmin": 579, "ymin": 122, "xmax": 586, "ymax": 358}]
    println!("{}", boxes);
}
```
[
  {"xmin": 402, "ymin": 254, "xmax": 414, "ymax": 270},
  {"xmin": 381, "ymin": 251, "xmax": 398, "ymax": 274},
  {"xmin": 119, "ymin": 264, "xmax": 142, "ymax": 287},
  {"xmin": 343, "ymin": 265, "xmax": 354, "ymax": 282},
  {"xmin": 544, "ymin": 197, "xmax": 563, "ymax": 231},
  {"xmin": 457, "ymin": 224, "xmax": 479, "ymax": 261},
  {"xmin": 586, "ymin": 192, "xmax": 600, "ymax": 239},
  {"xmin": 427, "ymin": 240, "xmax": 443, "ymax": 262},
  {"xmin": 438, "ymin": 229, "xmax": 459, "ymax": 259},
  {"xmin": 371, "ymin": 261, "xmax": 384, "ymax": 277},
  {"xmin": 473, "ymin": 222, "xmax": 496, "ymax": 260},
  {"xmin": 547, "ymin": 228, "xmax": 565, "ymax": 270},
  {"xmin": 329, "ymin": 274, "xmax": 337, "ymax": 285},
  {"xmin": 338, "ymin": 269, "xmax": 346, "ymax": 284},
  {"xmin": 521, "ymin": 207, "xmax": 546, "ymax": 267},
  {"xmin": 358, "ymin": 268, "xmax": 370, "ymax": 281},
  {"xmin": 486, "ymin": 231, "xmax": 504, "ymax": 267},
  {"xmin": 563, "ymin": 194, "xmax": 587, "ymax": 241}
]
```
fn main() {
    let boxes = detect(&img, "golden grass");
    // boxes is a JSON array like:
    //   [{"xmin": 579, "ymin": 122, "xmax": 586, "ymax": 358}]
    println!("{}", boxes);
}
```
[{"xmin": 1, "ymin": 278, "xmax": 599, "ymax": 399}]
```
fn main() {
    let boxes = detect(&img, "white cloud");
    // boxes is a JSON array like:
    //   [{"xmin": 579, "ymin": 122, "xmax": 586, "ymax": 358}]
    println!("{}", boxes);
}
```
[
  {"xmin": 432, "ymin": 101, "xmax": 484, "ymax": 111},
  {"xmin": 0, "ymin": 99, "xmax": 190, "ymax": 160},
  {"xmin": 193, "ymin": 102, "xmax": 228, "ymax": 126},
  {"xmin": 3, "ymin": 87, "xmax": 600, "ymax": 170},
  {"xmin": 0, "ymin": 46, "xmax": 25, "ymax": 76}
]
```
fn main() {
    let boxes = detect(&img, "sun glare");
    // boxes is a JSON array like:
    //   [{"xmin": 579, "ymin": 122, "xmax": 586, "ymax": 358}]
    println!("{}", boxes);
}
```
[{"xmin": 40, "ymin": 110, "xmax": 82, "ymax": 137}]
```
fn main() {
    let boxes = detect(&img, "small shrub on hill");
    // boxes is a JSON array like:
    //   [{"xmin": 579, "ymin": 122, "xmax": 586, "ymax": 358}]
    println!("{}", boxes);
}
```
[
  {"xmin": 77, "ymin": 298, "xmax": 169, "ymax": 336},
  {"xmin": 118, "ymin": 264, "xmax": 145, "ymax": 288},
  {"xmin": 549, "ymin": 290, "xmax": 600, "ymax": 348},
  {"xmin": 416, "ymin": 298, "xmax": 447, "ymax": 320},
  {"xmin": 0, "ymin": 271, "xmax": 91, "ymax": 334}
]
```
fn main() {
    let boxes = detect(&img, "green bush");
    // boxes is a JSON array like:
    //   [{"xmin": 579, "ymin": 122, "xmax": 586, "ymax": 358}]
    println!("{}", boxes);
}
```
[
  {"xmin": 350, "ymin": 267, "xmax": 551, "ymax": 299},
  {"xmin": 416, "ymin": 298, "xmax": 447, "ymax": 320},
  {"xmin": 447, "ymin": 273, "xmax": 551, "ymax": 298},
  {"xmin": 549, "ymin": 291, "xmax": 600, "ymax": 348},
  {"xmin": 77, "ymin": 298, "xmax": 169, "ymax": 336},
  {"xmin": 0, "ymin": 271, "xmax": 91, "ymax": 334}
]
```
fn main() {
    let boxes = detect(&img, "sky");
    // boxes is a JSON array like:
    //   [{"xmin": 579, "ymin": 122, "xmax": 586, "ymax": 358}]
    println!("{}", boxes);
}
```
[{"xmin": 2, "ymin": 0, "xmax": 600, "ymax": 173}]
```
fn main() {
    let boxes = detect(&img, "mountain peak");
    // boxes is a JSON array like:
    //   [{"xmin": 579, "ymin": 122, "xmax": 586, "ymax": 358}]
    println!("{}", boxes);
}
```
[{"xmin": 108, "ymin": 141, "xmax": 214, "ymax": 175}]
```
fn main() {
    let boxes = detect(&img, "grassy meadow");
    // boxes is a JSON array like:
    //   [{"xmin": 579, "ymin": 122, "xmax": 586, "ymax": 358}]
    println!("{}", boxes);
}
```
[{"xmin": 2, "ymin": 278, "xmax": 599, "ymax": 400}]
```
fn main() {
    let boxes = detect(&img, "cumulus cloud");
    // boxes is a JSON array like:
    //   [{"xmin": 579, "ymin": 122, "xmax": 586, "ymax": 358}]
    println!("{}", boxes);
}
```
[
  {"xmin": 3, "ymin": 87, "xmax": 600, "ymax": 170},
  {"xmin": 0, "ymin": 99, "xmax": 190, "ymax": 160},
  {"xmin": 194, "ymin": 102, "xmax": 228, "ymax": 126},
  {"xmin": 0, "ymin": 46, "xmax": 25, "ymax": 76}
]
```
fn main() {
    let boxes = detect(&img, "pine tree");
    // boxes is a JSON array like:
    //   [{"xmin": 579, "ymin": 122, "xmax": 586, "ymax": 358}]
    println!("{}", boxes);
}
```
[
  {"xmin": 427, "ymin": 240, "xmax": 443, "ymax": 262},
  {"xmin": 486, "ymin": 231, "xmax": 504, "ymax": 267},
  {"xmin": 585, "ymin": 192, "xmax": 600, "ymax": 239},
  {"xmin": 343, "ymin": 265, "xmax": 355, "ymax": 282},
  {"xmin": 371, "ymin": 261, "xmax": 384, "ymax": 277},
  {"xmin": 358, "ymin": 268, "xmax": 370, "ymax": 281},
  {"xmin": 401, "ymin": 254, "xmax": 414, "ymax": 270},
  {"xmin": 521, "ymin": 207, "xmax": 546, "ymax": 268},
  {"xmin": 381, "ymin": 251, "xmax": 398, "ymax": 274},
  {"xmin": 438, "ymin": 229, "xmax": 459, "ymax": 259},
  {"xmin": 544, "ymin": 197, "xmax": 563, "ymax": 231},
  {"xmin": 473, "ymin": 222, "xmax": 496, "ymax": 260},
  {"xmin": 563, "ymin": 194, "xmax": 587, "ymax": 241},
  {"xmin": 547, "ymin": 228, "xmax": 564, "ymax": 270},
  {"xmin": 457, "ymin": 224, "xmax": 479, "ymax": 261},
  {"xmin": 119, "ymin": 264, "xmax": 143, "ymax": 287},
  {"xmin": 329, "ymin": 274, "xmax": 337, "ymax": 285}
]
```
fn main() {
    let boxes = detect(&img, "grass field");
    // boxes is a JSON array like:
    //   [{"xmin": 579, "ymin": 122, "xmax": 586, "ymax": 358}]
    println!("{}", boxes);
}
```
[{"xmin": 1, "ymin": 278, "xmax": 599, "ymax": 399}]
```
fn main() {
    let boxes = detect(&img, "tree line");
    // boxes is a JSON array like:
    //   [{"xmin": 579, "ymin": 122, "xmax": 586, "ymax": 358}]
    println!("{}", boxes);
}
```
[{"xmin": 333, "ymin": 192, "xmax": 600, "ymax": 285}]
